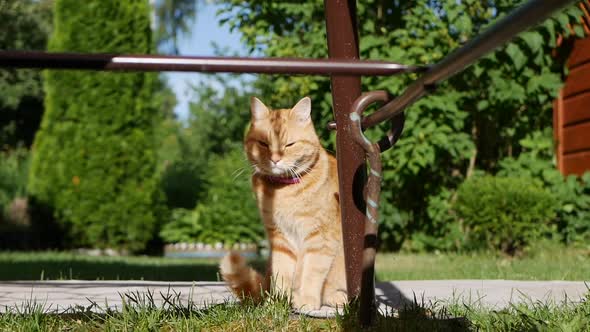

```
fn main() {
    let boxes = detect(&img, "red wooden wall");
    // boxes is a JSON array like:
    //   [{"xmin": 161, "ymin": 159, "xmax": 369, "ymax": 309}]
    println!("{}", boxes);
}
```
[{"xmin": 554, "ymin": 36, "xmax": 590, "ymax": 176}]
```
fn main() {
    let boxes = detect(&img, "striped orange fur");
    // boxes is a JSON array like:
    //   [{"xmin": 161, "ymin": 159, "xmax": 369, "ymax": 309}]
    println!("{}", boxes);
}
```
[{"xmin": 219, "ymin": 96, "xmax": 347, "ymax": 310}]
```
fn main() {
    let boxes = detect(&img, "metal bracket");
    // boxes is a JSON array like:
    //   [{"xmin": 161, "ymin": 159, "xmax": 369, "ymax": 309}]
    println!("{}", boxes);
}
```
[
  {"xmin": 327, "ymin": 91, "xmax": 405, "ymax": 153},
  {"xmin": 346, "ymin": 90, "xmax": 405, "ymax": 326}
]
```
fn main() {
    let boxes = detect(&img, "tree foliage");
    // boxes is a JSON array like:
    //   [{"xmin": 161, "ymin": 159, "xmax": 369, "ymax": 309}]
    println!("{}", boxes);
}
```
[
  {"xmin": 154, "ymin": 0, "xmax": 197, "ymax": 54},
  {"xmin": 160, "ymin": 147, "xmax": 262, "ymax": 245},
  {"xmin": 0, "ymin": 148, "xmax": 29, "ymax": 214},
  {"xmin": 214, "ymin": 0, "xmax": 584, "ymax": 250},
  {"xmin": 0, "ymin": 0, "xmax": 53, "ymax": 148},
  {"xmin": 159, "ymin": 74, "xmax": 264, "ymax": 244},
  {"xmin": 28, "ymin": 0, "xmax": 166, "ymax": 252}
]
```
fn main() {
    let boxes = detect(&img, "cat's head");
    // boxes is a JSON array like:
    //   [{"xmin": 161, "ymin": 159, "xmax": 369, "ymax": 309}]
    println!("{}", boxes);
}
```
[{"xmin": 244, "ymin": 96, "xmax": 321, "ymax": 178}]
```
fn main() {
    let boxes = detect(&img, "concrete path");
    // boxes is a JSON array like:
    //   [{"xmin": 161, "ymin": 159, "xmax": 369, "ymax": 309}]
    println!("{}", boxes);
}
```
[{"xmin": 0, "ymin": 280, "xmax": 587, "ymax": 315}]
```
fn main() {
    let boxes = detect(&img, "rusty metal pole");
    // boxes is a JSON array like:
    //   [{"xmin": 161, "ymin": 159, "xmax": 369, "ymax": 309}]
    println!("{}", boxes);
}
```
[{"xmin": 324, "ymin": 0, "xmax": 365, "ymax": 302}]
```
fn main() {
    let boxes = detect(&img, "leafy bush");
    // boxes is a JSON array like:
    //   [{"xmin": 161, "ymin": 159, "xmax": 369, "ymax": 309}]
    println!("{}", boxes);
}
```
[
  {"xmin": 0, "ymin": 149, "xmax": 37, "ymax": 250},
  {"xmin": 27, "ymin": 0, "xmax": 165, "ymax": 252},
  {"xmin": 0, "ymin": 148, "xmax": 29, "ymax": 215},
  {"xmin": 377, "ymin": 190, "xmax": 411, "ymax": 251},
  {"xmin": 160, "ymin": 148, "xmax": 263, "ymax": 245},
  {"xmin": 158, "ymin": 130, "xmax": 208, "ymax": 210},
  {"xmin": 215, "ymin": 0, "xmax": 584, "ymax": 251},
  {"xmin": 550, "ymin": 174, "xmax": 590, "ymax": 246},
  {"xmin": 455, "ymin": 176, "xmax": 557, "ymax": 255},
  {"xmin": 158, "ymin": 208, "xmax": 200, "ymax": 244},
  {"xmin": 158, "ymin": 75, "xmax": 254, "ymax": 211},
  {"xmin": 498, "ymin": 129, "xmax": 590, "ymax": 246},
  {"xmin": 407, "ymin": 189, "xmax": 464, "ymax": 252},
  {"xmin": 499, "ymin": 164, "xmax": 590, "ymax": 247},
  {"xmin": 0, "ymin": 0, "xmax": 51, "ymax": 149}
]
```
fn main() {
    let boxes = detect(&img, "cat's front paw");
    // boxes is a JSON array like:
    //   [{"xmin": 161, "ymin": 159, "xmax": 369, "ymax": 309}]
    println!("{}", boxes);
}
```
[
  {"xmin": 291, "ymin": 292, "xmax": 321, "ymax": 311},
  {"xmin": 323, "ymin": 290, "xmax": 348, "ymax": 307}
]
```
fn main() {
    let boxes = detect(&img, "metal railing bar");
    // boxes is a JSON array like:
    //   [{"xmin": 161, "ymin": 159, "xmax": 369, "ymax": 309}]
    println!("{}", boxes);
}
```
[
  {"xmin": 0, "ymin": 51, "xmax": 420, "ymax": 76},
  {"xmin": 363, "ymin": 0, "xmax": 577, "ymax": 129}
]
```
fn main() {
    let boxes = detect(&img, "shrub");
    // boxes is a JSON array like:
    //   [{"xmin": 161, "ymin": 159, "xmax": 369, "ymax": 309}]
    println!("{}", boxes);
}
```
[
  {"xmin": 0, "ymin": 0, "xmax": 51, "ymax": 149},
  {"xmin": 27, "ymin": 0, "xmax": 165, "ymax": 252},
  {"xmin": 158, "ymin": 208, "xmax": 201, "ymax": 244},
  {"xmin": 551, "ymin": 174, "xmax": 590, "ymax": 246},
  {"xmin": 0, "ymin": 149, "xmax": 42, "ymax": 250},
  {"xmin": 498, "ymin": 129, "xmax": 590, "ymax": 246},
  {"xmin": 217, "ymin": 0, "xmax": 583, "ymax": 254},
  {"xmin": 500, "ymin": 155, "xmax": 590, "ymax": 246},
  {"xmin": 377, "ymin": 190, "xmax": 411, "ymax": 251},
  {"xmin": 0, "ymin": 148, "xmax": 29, "ymax": 215},
  {"xmin": 454, "ymin": 176, "xmax": 557, "ymax": 255},
  {"xmin": 158, "ymin": 127, "xmax": 209, "ymax": 210},
  {"xmin": 408, "ymin": 189, "xmax": 465, "ymax": 252},
  {"xmin": 160, "ymin": 148, "xmax": 263, "ymax": 245}
]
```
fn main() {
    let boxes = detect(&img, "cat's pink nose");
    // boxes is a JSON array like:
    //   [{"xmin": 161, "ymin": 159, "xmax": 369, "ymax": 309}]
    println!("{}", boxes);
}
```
[{"xmin": 271, "ymin": 155, "xmax": 282, "ymax": 164}]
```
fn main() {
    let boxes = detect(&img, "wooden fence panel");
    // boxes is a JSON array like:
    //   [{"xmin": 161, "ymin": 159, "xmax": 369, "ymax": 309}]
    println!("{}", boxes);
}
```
[
  {"xmin": 567, "ymin": 36, "xmax": 590, "ymax": 68},
  {"xmin": 563, "ymin": 94, "xmax": 590, "ymax": 125},
  {"xmin": 562, "ymin": 64, "xmax": 590, "ymax": 98},
  {"xmin": 562, "ymin": 122, "xmax": 590, "ymax": 154},
  {"xmin": 555, "ymin": 36, "xmax": 590, "ymax": 176}
]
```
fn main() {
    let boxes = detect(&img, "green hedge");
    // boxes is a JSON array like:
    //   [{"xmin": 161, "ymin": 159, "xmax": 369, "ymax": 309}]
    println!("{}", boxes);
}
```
[
  {"xmin": 28, "ymin": 0, "xmax": 165, "ymax": 252},
  {"xmin": 455, "ymin": 176, "xmax": 557, "ymax": 255},
  {"xmin": 0, "ymin": 148, "xmax": 29, "ymax": 214},
  {"xmin": 496, "ymin": 129, "xmax": 590, "ymax": 246},
  {"xmin": 160, "ymin": 148, "xmax": 263, "ymax": 245}
]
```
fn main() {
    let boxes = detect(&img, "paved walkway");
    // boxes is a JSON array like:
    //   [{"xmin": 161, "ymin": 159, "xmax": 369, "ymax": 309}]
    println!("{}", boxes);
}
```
[{"xmin": 0, "ymin": 280, "xmax": 587, "ymax": 315}]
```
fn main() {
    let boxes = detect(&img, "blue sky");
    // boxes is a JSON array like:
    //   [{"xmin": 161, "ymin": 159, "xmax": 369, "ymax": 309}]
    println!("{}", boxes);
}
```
[{"xmin": 166, "ymin": 3, "xmax": 247, "ymax": 121}]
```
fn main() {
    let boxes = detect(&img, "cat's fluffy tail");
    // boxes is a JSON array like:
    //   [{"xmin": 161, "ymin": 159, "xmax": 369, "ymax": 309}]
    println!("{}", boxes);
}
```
[{"xmin": 220, "ymin": 251, "xmax": 266, "ymax": 302}]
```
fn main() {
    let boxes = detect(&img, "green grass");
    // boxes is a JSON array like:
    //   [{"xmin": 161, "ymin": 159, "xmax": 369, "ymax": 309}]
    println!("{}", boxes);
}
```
[
  {"xmin": 0, "ymin": 244, "xmax": 588, "ymax": 281},
  {"xmin": 0, "ymin": 289, "xmax": 588, "ymax": 331},
  {"xmin": 1, "ymin": 246, "xmax": 589, "ymax": 330},
  {"xmin": 376, "ymin": 245, "xmax": 590, "ymax": 281}
]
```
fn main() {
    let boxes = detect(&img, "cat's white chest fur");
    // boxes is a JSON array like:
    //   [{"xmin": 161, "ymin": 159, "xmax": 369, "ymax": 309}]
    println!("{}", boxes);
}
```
[{"xmin": 273, "ymin": 209, "xmax": 304, "ymax": 249}]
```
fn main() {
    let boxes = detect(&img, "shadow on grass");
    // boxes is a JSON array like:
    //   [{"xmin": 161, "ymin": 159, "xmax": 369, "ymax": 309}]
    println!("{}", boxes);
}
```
[
  {"xmin": 0, "ymin": 258, "xmax": 232, "ymax": 281},
  {"xmin": 338, "ymin": 311, "xmax": 470, "ymax": 332},
  {"xmin": 0, "ymin": 252, "xmax": 267, "ymax": 281},
  {"xmin": 338, "ymin": 298, "xmax": 471, "ymax": 332},
  {"xmin": 375, "ymin": 281, "xmax": 415, "ymax": 309}
]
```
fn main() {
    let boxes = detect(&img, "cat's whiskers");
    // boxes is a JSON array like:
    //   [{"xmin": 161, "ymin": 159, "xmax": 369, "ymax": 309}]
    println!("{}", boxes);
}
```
[
  {"xmin": 248, "ymin": 162, "xmax": 263, "ymax": 176},
  {"xmin": 292, "ymin": 167, "xmax": 303, "ymax": 184},
  {"xmin": 233, "ymin": 161, "xmax": 262, "ymax": 181},
  {"xmin": 290, "ymin": 164, "xmax": 317, "ymax": 186},
  {"xmin": 242, "ymin": 155, "xmax": 259, "ymax": 169},
  {"xmin": 294, "ymin": 163, "xmax": 320, "ymax": 184},
  {"xmin": 286, "ymin": 167, "xmax": 301, "ymax": 184},
  {"xmin": 231, "ymin": 166, "xmax": 250, "ymax": 181},
  {"xmin": 298, "ymin": 169, "xmax": 316, "ymax": 184},
  {"xmin": 294, "ymin": 172, "xmax": 304, "ymax": 185}
]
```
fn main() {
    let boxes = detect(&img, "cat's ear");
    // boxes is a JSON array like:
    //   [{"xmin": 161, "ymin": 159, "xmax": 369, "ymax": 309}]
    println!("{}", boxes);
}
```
[
  {"xmin": 250, "ymin": 97, "xmax": 269, "ymax": 121},
  {"xmin": 290, "ymin": 96, "xmax": 311, "ymax": 125}
]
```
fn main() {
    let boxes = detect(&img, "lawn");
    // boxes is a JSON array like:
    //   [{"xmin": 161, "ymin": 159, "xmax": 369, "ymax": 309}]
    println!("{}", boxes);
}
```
[
  {"xmin": 0, "ymin": 245, "xmax": 588, "ymax": 281},
  {"xmin": 0, "ymin": 246, "xmax": 589, "ymax": 331},
  {"xmin": 1, "ymin": 289, "xmax": 588, "ymax": 331},
  {"xmin": 376, "ymin": 245, "xmax": 590, "ymax": 281}
]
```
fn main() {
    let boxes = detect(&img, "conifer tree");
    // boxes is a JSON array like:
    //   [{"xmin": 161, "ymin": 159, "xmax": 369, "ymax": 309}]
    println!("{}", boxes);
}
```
[{"xmin": 28, "ymin": 0, "xmax": 165, "ymax": 252}]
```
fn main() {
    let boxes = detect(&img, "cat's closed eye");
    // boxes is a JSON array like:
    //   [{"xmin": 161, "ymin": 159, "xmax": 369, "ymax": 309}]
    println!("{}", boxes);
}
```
[
  {"xmin": 285, "ymin": 142, "xmax": 296, "ymax": 147},
  {"xmin": 258, "ymin": 141, "xmax": 269, "ymax": 148}
]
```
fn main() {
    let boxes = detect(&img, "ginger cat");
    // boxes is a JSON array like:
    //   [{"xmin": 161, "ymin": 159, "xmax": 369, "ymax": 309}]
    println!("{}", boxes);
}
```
[{"xmin": 220, "ymin": 96, "xmax": 347, "ymax": 310}]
